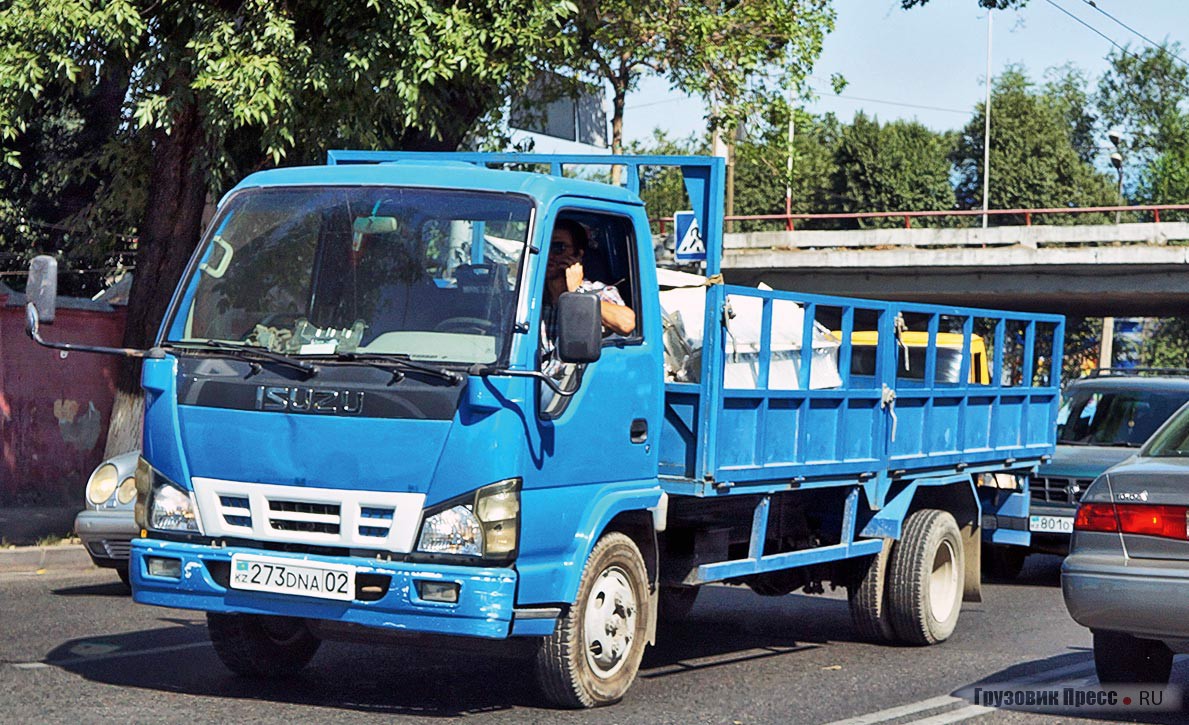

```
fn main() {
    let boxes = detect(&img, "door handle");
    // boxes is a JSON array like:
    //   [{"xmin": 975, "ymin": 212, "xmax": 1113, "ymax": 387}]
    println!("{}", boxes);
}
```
[{"xmin": 630, "ymin": 418, "xmax": 648, "ymax": 444}]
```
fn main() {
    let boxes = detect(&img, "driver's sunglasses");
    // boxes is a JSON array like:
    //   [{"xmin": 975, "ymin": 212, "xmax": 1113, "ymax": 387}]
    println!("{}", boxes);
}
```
[{"xmin": 550, "ymin": 241, "xmax": 579, "ymax": 256}]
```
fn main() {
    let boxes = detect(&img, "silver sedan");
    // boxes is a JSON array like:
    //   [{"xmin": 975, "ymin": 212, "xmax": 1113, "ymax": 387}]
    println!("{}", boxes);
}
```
[
  {"xmin": 74, "ymin": 451, "xmax": 140, "ymax": 587},
  {"xmin": 1062, "ymin": 402, "xmax": 1189, "ymax": 684}
]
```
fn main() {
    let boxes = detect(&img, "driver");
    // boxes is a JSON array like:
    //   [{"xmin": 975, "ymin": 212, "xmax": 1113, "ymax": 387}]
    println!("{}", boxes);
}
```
[{"xmin": 541, "ymin": 219, "xmax": 635, "ymax": 380}]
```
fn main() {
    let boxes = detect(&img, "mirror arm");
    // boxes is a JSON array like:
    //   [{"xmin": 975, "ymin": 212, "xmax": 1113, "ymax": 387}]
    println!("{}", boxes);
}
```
[
  {"xmin": 467, "ymin": 364, "xmax": 578, "ymax": 397},
  {"xmin": 26, "ymin": 303, "xmax": 163, "ymax": 359}
]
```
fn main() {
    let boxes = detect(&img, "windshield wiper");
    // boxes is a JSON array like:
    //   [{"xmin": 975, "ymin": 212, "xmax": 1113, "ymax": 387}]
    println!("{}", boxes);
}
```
[
  {"xmin": 330, "ymin": 352, "xmax": 462, "ymax": 385},
  {"xmin": 165, "ymin": 340, "xmax": 319, "ymax": 377}
]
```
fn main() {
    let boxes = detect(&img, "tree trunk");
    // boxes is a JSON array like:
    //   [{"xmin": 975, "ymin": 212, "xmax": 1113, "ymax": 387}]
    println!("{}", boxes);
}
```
[
  {"xmin": 103, "ymin": 98, "xmax": 208, "ymax": 458},
  {"xmin": 610, "ymin": 84, "xmax": 626, "ymax": 186}
]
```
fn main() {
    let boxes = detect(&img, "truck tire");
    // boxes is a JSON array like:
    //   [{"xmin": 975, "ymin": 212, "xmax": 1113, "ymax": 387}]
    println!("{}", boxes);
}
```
[
  {"xmin": 847, "ymin": 539, "xmax": 895, "ymax": 643},
  {"xmin": 207, "ymin": 613, "xmax": 321, "ymax": 678},
  {"xmin": 982, "ymin": 543, "xmax": 1026, "ymax": 581},
  {"xmin": 535, "ymin": 532, "xmax": 650, "ymax": 708},
  {"xmin": 116, "ymin": 566, "xmax": 131, "ymax": 591},
  {"xmin": 887, "ymin": 509, "xmax": 964, "ymax": 646},
  {"xmin": 1094, "ymin": 630, "xmax": 1173, "ymax": 684}
]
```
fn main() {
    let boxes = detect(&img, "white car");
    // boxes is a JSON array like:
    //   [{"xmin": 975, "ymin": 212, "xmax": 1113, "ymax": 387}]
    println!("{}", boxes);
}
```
[{"xmin": 74, "ymin": 451, "xmax": 140, "ymax": 587}]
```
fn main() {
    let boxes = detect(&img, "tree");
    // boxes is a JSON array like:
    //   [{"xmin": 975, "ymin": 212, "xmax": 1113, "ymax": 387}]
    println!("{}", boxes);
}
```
[
  {"xmin": 829, "ymin": 113, "xmax": 956, "ymax": 228},
  {"xmin": 732, "ymin": 107, "xmax": 843, "ymax": 229},
  {"xmin": 546, "ymin": 0, "xmax": 836, "ymax": 157},
  {"xmin": 952, "ymin": 66, "xmax": 1117, "ymax": 222},
  {"xmin": 1097, "ymin": 43, "xmax": 1189, "ymax": 210},
  {"xmin": 1, "ymin": 0, "xmax": 575, "ymax": 454}
]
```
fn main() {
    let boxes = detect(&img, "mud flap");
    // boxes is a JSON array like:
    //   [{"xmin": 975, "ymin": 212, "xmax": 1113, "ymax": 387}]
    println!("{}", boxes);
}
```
[{"xmin": 962, "ymin": 521, "xmax": 982, "ymax": 603}]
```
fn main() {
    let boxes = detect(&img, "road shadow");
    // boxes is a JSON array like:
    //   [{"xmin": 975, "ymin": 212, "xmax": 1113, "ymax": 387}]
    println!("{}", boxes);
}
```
[
  {"xmin": 51, "ymin": 578, "xmax": 131, "ymax": 598},
  {"xmin": 982, "ymin": 552, "xmax": 1065, "ymax": 588},
  {"xmin": 950, "ymin": 650, "xmax": 1189, "ymax": 723},
  {"xmin": 41, "ymin": 585, "xmax": 863, "ymax": 716}
]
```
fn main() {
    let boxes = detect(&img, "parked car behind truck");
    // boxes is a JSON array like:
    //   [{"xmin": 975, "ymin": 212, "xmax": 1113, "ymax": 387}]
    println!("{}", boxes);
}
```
[
  {"xmin": 74, "ymin": 450, "xmax": 140, "ymax": 587},
  {"xmin": 24, "ymin": 153, "xmax": 1063, "ymax": 708}
]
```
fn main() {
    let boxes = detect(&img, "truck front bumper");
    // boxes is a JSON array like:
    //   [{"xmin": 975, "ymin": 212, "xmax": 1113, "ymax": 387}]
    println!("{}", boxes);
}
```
[{"xmin": 131, "ymin": 539, "xmax": 521, "ymax": 639}]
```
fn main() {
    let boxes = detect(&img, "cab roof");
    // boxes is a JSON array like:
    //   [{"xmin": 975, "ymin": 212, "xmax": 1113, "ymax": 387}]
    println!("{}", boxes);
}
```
[{"xmin": 225, "ymin": 161, "xmax": 645, "ymax": 209}]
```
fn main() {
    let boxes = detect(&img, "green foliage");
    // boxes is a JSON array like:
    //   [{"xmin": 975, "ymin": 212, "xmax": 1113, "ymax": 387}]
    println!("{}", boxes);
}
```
[
  {"xmin": 1097, "ymin": 44, "xmax": 1189, "ymax": 211},
  {"xmin": 952, "ymin": 66, "xmax": 1117, "ymax": 222},
  {"xmin": 733, "ymin": 107, "xmax": 842, "ymax": 228},
  {"xmin": 829, "ymin": 113, "xmax": 955, "ymax": 228},
  {"xmin": 0, "ymin": 0, "xmax": 576, "ymax": 293},
  {"xmin": 549, "ymin": 0, "xmax": 836, "ymax": 151}
]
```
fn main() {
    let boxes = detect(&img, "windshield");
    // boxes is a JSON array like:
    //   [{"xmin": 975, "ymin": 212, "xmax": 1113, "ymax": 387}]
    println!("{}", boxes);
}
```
[
  {"xmin": 1141, "ymin": 403, "xmax": 1189, "ymax": 457},
  {"xmin": 165, "ymin": 186, "xmax": 532, "ymax": 364},
  {"xmin": 1056, "ymin": 388, "xmax": 1189, "ymax": 447}
]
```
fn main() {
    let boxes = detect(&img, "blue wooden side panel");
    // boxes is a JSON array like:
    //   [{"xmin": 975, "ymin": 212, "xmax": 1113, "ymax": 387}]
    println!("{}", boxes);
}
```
[{"xmin": 659, "ymin": 284, "xmax": 1065, "ymax": 488}]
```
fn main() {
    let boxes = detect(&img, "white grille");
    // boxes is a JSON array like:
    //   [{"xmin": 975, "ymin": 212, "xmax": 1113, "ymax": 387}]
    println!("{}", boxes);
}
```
[{"xmin": 191, "ymin": 477, "xmax": 425, "ymax": 552}]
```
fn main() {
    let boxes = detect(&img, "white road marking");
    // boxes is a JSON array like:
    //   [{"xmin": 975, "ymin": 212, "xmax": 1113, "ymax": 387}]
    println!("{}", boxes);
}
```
[
  {"xmin": 908, "ymin": 704, "xmax": 995, "ymax": 725},
  {"xmin": 822, "ymin": 695, "xmax": 963, "ymax": 725},
  {"xmin": 822, "ymin": 658, "xmax": 1097, "ymax": 725},
  {"xmin": 8, "ymin": 640, "xmax": 210, "ymax": 670}
]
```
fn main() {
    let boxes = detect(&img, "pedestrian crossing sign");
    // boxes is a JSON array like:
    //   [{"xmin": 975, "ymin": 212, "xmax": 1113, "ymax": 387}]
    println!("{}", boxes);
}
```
[{"xmin": 673, "ymin": 211, "xmax": 705, "ymax": 262}]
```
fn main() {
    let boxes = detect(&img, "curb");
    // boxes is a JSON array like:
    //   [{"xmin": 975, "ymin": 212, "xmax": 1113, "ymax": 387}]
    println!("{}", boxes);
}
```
[{"xmin": 0, "ymin": 544, "xmax": 95, "ymax": 574}]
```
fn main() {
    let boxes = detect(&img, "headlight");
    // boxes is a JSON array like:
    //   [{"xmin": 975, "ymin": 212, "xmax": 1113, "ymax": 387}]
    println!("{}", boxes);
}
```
[
  {"xmin": 417, "ymin": 479, "xmax": 520, "ymax": 559},
  {"xmin": 980, "ymin": 473, "xmax": 1021, "ymax": 490},
  {"xmin": 134, "ymin": 457, "xmax": 200, "ymax": 533},
  {"xmin": 116, "ymin": 476, "xmax": 137, "ymax": 505},
  {"xmin": 87, "ymin": 463, "xmax": 119, "ymax": 505}
]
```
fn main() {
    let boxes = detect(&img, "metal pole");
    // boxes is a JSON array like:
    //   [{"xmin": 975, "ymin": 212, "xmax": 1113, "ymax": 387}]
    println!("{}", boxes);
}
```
[
  {"xmin": 785, "ymin": 83, "xmax": 795, "ymax": 231},
  {"xmin": 1099, "ymin": 317, "xmax": 1114, "ymax": 369},
  {"xmin": 1115, "ymin": 169, "xmax": 1124, "ymax": 224},
  {"xmin": 981, "ymin": 9, "xmax": 993, "ymax": 229}
]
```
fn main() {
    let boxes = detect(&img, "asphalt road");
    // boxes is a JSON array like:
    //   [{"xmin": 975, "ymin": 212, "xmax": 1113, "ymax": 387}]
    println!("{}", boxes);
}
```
[{"xmin": 1, "ymin": 555, "xmax": 1185, "ymax": 724}]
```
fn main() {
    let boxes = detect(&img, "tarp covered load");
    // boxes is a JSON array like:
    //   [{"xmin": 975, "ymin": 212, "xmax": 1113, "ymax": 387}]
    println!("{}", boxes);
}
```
[{"xmin": 657, "ymin": 270, "xmax": 841, "ymax": 389}]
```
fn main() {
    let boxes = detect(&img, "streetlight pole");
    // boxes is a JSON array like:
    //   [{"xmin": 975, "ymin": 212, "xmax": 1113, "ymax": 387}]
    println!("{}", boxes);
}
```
[
  {"xmin": 1109, "ymin": 128, "xmax": 1124, "ymax": 224},
  {"xmin": 981, "ymin": 8, "xmax": 993, "ymax": 229}
]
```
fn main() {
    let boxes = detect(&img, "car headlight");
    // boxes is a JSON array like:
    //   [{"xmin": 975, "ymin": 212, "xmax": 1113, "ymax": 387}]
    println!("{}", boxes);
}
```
[
  {"xmin": 417, "ymin": 479, "xmax": 520, "ymax": 560},
  {"xmin": 980, "ymin": 472, "xmax": 1022, "ymax": 490},
  {"xmin": 87, "ymin": 463, "xmax": 119, "ymax": 505},
  {"xmin": 134, "ymin": 457, "xmax": 200, "ymax": 533},
  {"xmin": 116, "ymin": 476, "xmax": 137, "ymax": 505}
]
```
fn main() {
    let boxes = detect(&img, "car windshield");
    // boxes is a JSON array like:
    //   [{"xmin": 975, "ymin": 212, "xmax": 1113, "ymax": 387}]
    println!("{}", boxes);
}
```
[
  {"xmin": 164, "ymin": 186, "xmax": 532, "ymax": 364},
  {"xmin": 1056, "ymin": 388, "xmax": 1189, "ymax": 447},
  {"xmin": 1141, "ymin": 403, "xmax": 1189, "ymax": 457}
]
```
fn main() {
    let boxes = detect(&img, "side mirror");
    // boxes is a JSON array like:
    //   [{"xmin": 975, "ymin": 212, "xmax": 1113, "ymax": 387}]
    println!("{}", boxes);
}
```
[
  {"xmin": 25, "ymin": 301, "xmax": 40, "ymax": 340},
  {"xmin": 27, "ymin": 255, "xmax": 57, "ymax": 324},
  {"xmin": 557, "ymin": 292, "xmax": 602, "ymax": 364}
]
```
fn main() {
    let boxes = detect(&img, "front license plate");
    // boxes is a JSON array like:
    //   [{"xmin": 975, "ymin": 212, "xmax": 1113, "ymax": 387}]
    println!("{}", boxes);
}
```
[
  {"xmin": 1029, "ymin": 515, "xmax": 1074, "ymax": 534},
  {"xmin": 229, "ymin": 553, "xmax": 355, "ymax": 602}
]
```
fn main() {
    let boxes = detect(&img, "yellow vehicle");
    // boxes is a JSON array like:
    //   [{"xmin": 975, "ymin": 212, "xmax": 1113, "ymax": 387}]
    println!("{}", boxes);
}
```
[{"xmin": 839, "ymin": 330, "xmax": 990, "ymax": 385}]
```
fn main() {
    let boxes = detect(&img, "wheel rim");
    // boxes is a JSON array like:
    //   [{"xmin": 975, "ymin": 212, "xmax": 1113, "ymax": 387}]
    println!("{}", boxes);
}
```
[
  {"xmin": 583, "ymin": 565, "xmax": 638, "ymax": 679},
  {"xmin": 929, "ymin": 539, "xmax": 959, "ymax": 622}
]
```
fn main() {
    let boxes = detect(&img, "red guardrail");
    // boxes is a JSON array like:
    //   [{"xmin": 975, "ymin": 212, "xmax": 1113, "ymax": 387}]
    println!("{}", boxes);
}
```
[{"xmin": 653, "ymin": 203, "xmax": 1189, "ymax": 234}]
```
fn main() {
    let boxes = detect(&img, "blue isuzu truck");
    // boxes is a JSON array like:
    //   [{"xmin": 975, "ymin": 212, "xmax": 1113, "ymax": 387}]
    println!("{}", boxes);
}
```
[{"xmin": 26, "ymin": 153, "xmax": 1062, "ymax": 707}]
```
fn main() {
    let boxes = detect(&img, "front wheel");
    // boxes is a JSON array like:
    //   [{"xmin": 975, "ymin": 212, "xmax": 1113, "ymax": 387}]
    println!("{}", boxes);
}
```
[
  {"xmin": 1094, "ymin": 630, "xmax": 1173, "ymax": 684},
  {"xmin": 207, "ymin": 613, "xmax": 321, "ymax": 678},
  {"xmin": 535, "ymin": 532, "xmax": 651, "ymax": 708},
  {"xmin": 887, "ymin": 509, "xmax": 965, "ymax": 646}
]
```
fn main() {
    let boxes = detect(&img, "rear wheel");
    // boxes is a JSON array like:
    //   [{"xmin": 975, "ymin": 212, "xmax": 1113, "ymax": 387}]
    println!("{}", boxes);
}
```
[
  {"xmin": 535, "ymin": 532, "xmax": 650, "ymax": 708},
  {"xmin": 887, "ymin": 509, "xmax": 965, "ymax": 645},
  {"xmin": 207, "ymin": 613, "xmax": 321, "ymax": 678},
  {"xmin": 1094, "ymin": 630, "xmax": 1173, "ymax": 684},
  {"xmin": 847, "ymin": 539, "xmax": 895, "ymax": 643}
]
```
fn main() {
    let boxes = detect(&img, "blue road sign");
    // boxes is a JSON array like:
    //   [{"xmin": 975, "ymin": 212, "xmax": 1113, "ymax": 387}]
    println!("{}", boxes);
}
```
[{"xmin": 674, "ymin": 211, "xmax": 705, "ymax": 263}]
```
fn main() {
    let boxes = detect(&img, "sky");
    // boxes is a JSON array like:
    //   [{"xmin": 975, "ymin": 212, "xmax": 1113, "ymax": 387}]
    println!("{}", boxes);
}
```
[{"xmin": 517, "ymin": 0, "xmax": 1188, "ymax": 153}]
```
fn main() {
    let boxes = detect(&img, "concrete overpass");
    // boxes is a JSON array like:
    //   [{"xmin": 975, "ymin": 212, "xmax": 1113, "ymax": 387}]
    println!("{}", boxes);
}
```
[{"xmin": 721, "ymin": 222, "xmax": 1189, "ymax": 317}]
